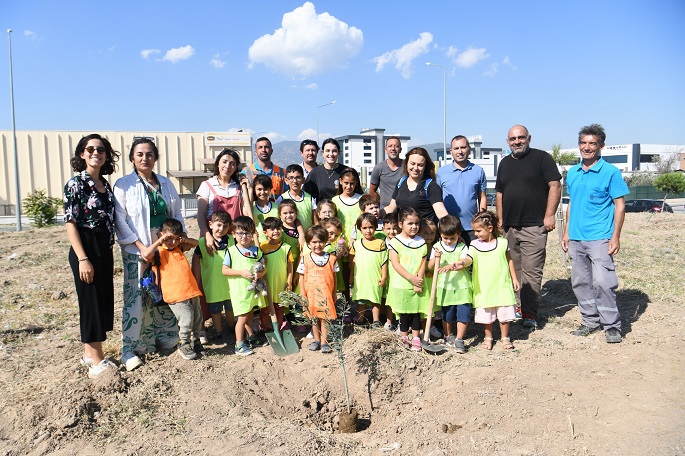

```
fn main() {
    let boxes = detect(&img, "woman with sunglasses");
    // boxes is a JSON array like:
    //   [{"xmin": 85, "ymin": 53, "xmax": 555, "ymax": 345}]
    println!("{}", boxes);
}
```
[
  {"xmin": 114, "ymin": 137, "xmax": 184, "ymax": 371},
  {"xmin": 64, "ymin": 134, "xmax": 120, "ymax": 378}
]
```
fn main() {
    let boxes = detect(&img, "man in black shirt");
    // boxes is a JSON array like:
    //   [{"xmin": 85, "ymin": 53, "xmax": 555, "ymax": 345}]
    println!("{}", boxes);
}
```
[{"xmin": 495, "ymin": 125, "xmax": 561, "ymax": 330}]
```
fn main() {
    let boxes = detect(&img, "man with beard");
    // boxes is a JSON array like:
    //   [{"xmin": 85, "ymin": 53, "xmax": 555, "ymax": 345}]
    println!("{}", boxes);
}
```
[{"xmin": 369, "ymin": 137, "xmax": 404, "ymax": 209}]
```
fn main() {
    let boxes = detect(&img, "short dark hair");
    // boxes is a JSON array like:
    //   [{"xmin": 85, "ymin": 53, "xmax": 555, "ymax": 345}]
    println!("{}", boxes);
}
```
[
  {"xmin": 232, "ymin": 215, "xmax": 256, "ymax": 234},
  {"xmin": 382, "ymin": 212, "xmax": 397, "ymax": 226},
  {"xmin": 355, "ymin": 212, "xmax": 378, "ymax": 230},
  {"xmin": 450, "ymin": 135, "xmax": 471, "ymax": 149},
  {"xmin": 438, "ymin": 214, "xmax": 462, "ymax": 236},
  {"xmin": 71, "ymin": 134, "xmax": 119, "ymax": 176},
  {"xmin": 321, "ymin": 137, "xmax": 340, "ymax": 151},
  {"xmin": 299, "ymin": 139, "xmax": 319, "ymax": 152},
  {"xmin": 286, "ymin": 164, "xmax": 304, "ymax": 175},
  {"xmin": 255, "ymin": 137, "xmax": 272, "ymax": 148},
  {"xmin": 578, "ymin": 124, "xmax": 606, "ymax": 146},
  {"xmin": 129, "ymin": 137, "xmax": 159, "ymax": 162},
  {"xmin": 359, "ymin": 194, "xmax": 380, "ymax": 211},
  {"xmin": 262, "ymin": 216, "xmax": 283, "ymax": 231},
  {"xmin": 385, "ymin": 136, "xmax": 401, "ymax": 146},
  {"xmin": 210, "ymin": 210, "xmax": 232, "ymax": 225},
  {"xmin": 253, "ymin": 174, "xmax": 273, "ymax": 191},
  {"xmin": 160, "ymin": 218, "xmax": 184, "ymax": 235},
  {"xmin": 305, "ymin": 225, "xmax": 328, "ymax": 244}
]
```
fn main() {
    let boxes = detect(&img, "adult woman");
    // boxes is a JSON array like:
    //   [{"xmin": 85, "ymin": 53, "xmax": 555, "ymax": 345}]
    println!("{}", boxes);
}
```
[
  {"xmin": 304, "ymin": 138, "xmax": 346, "ymax": 206},
  {"xmin": 114, "ymin": 137, "xmax": 183, "ymax": 371},
  {"xmin": 64, "ymin": 134, "xmax": 119, "ymax": 378},
  {"xmin": 383, "ymin": 147, "xmax": 448, "ymax": 223},
  {"xmin": 196, "ymin": 148, "xmax": 250, "ymax": 251}
]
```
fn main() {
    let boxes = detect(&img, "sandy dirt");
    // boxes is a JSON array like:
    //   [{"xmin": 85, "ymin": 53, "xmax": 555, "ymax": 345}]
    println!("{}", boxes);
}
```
[{"xmin": 0, "ymin": 213, "xmax": 683, "ymax": 455}]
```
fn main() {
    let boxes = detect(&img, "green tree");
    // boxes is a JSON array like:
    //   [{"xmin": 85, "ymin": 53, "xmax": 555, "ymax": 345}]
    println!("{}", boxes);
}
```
[
  {"xmin": 550, "ymin": 144, "xmax": 578, "ymax": 166},
  {"xmin": 23, "ymin": 189, "xmax": 61, "ymax": 228},
  {"xmin": 653, "ymin": 172, "xmax": 685, "ymax": 211}
]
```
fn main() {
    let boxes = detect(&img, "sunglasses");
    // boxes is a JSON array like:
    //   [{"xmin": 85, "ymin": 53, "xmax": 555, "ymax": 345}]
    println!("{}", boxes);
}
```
[{"xmin": 84, "ymin": 146, "xmax": 107, "ymax": 153}]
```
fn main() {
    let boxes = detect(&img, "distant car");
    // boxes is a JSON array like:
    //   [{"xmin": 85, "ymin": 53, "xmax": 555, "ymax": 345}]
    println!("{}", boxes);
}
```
[{"xmin": 624, "ymin": 199, "xmax": 673, "ymax": 213}]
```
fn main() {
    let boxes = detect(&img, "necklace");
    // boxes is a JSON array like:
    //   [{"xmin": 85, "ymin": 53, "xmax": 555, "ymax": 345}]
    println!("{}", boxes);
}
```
[{"xmin": 325, "ymin": 166, "xmax": 337, "ymax": 179}]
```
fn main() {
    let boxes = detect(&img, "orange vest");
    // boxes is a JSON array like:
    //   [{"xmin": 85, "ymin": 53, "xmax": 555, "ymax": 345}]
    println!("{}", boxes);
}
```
[
  {"xmin": 301, "ymin": 253, "xmax": 337, "ymax": 320},
  {"xmin": 158, "ymin": 247, "xmax": 202, "ymax": 304}
]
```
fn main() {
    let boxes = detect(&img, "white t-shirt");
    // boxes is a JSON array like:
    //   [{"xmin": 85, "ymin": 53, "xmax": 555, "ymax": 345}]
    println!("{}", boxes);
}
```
[
  {"xmin": 296, "ymin": 252, "xmax": 340, "ymax": 273},
  {"xmin": 196, "ymin": 177, "xmax": 241, "ymax": 218}
]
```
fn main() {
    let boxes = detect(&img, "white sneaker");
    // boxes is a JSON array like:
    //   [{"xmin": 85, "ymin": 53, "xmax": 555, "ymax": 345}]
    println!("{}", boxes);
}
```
[
  {"xmin": 429, "ymin": 325, "xmax": 443, "ymax": 339},
  {"xmin": 88, "ymin": 359, "xmax": 116, "ymax": 379},
  {"xmin": 383, "ymin": 322, "xmax": 394, "ymax": 331},
  {"xmin": 306, "ymin": 330, "xmax": 315, "ymax": 339},
  {"xmin": 121, "ymin": 352, "xmax": 143, "ymax": 372},
  {"xmin": 80, "ymin": 356, "xmax": 94, "ymax": 366},
  {"xmin": 199, "ymin": 330, "xmax": 208, "ymax": 345}
]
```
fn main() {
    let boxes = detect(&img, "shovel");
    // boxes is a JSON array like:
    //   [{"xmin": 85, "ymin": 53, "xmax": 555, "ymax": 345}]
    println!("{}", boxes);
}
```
[
  {"xmin": 422, "ymin": 268, "xmax": 447, "ymax": 354},
  {"xmin": 264, "ymin": 289, "xmax": 300, "ymax": 356}
]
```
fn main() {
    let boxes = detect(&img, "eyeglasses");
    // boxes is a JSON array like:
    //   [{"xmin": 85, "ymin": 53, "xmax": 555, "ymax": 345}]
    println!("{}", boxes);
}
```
[
  {"xmin": 84, "ymin": 146, "xmax": 107, "ymax": 153},
  {"xmin": 288, "ymin": 175, "xmax": 304, "ymax": 181},
  {"xmin": 234, "ymin": 231, "xmax": 252, "ymax": 238}
]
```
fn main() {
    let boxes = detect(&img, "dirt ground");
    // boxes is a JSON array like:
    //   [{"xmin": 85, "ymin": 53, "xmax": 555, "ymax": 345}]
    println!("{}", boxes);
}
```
[{"xmin": 0, "ymin": 213, "xmax": 683, "ymax": 455}]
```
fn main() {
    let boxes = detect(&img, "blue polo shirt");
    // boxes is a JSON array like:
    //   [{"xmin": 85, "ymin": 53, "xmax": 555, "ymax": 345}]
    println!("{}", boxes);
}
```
[
  {"xmin": 566, "ymin": 158, "xmax": 629, "ymax": 241},
  {"xmin": 436, "ymin": 161, "xmax": 487, "ymax": 230}
]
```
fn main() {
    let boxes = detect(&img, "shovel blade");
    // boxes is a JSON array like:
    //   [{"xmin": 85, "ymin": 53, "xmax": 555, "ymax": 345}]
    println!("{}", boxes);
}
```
[
  {"xmin": 421, "ymin": 341, "xmax": 447, "ymax": 354},
  {"xmin": 266, "ymin": 327, "xmax": 300, "ymax": 357}
]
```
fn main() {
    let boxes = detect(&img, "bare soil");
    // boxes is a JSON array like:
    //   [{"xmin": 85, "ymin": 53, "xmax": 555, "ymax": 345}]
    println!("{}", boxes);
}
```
[{"xmin": 1, "ymin": 213, "xmax": 683, "ymax": 455}]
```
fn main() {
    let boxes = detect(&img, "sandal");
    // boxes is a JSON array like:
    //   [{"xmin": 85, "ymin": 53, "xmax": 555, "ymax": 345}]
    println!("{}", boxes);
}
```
[
  {"xmin": 501, "ymin": 337, "xmax": 514, "ymax": 350},
  {"xmin": 481, "ymin": 337, "xmax": 493, "ymax": 351}
]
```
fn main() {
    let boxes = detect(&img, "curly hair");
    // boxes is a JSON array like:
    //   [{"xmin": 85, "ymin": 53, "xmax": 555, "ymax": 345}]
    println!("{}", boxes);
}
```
[{"xmin": 71, "ymin": 134, "xmax": 120, "ymax": 176}]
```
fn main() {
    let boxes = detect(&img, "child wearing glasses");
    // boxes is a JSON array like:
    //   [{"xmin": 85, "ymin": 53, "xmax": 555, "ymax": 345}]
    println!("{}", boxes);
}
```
[
  {"xmin": 222, "ymin": 216, "xmax": 268, "ymax": 356},
  {"xmin": 282, "ymin": 164, "xmax": 315, "ymax": 231},
  {"xmin": 140, "ymin": 218, "xmax": 202, "ymax": 361}
]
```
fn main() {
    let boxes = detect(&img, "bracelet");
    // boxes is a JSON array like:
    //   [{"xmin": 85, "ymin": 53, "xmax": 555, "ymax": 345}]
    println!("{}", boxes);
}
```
[{"xmin": 79, "ymin": 257, "xmax": 89, "ymax": 262}]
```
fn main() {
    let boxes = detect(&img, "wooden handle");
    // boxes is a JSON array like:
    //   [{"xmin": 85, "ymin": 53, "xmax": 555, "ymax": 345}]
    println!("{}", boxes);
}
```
[{"xmin": 423, "ymin": 268, "xmax": 439, "ymax": 343}]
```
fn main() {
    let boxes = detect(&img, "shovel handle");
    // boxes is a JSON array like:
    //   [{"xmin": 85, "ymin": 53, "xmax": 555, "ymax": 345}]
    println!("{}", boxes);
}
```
[{"xmin": 423, "ymin": 267, "xmax": 440, "ymax": 343}]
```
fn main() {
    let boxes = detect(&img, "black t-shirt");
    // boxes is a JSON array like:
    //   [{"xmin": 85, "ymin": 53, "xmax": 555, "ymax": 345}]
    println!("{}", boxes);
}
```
[
  {"xmin": 391, "ymin": 178, "xmax": 443, "ymax": 222},
  {"xmin": 495, "ymin": 148, "xmax": 561, "ymax": 228},
  {"xmin": 304, "ymin": 164, "xmax": 345, "ymax": 201}
]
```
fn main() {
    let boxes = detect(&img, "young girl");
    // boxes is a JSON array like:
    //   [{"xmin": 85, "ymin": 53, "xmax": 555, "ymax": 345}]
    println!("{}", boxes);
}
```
[
  {"xmin": 349, "ymin": 213, "xmax": 388, "ymax": 326},
  {"xmin": 387, "ymin": 207, "xmax": 428, "ymax": 352},
  {"xmin": 321, "ymin": 217, "xmax": 348, "ymax": 295},
  {"xmin": 419, "ymin": 219, "xmax": 442, "ymax": 339},
  {"xmin": 279, "ymin": 200, "xmax": 305, "ymax": 263},
  {"xmin": 332, "ymin": 168, "xmax": 362, "ymax": 304},
  {"xmin": 465, "ymin": 210, "xmax": 520, "ymax": 350},
  {"xmin": 252, "ymin": 174, "xmax": 282, "ymax": 244},
  {"xmin": 298, "ymin": 225, "xmax": 339, "ymax": 354},
  {"xmin": 315, "ymin": 199, "xmax": 337, "ymax": 223},
  {"xmin": 381, "ymin": 212, "xmax": 398, "ymax": 331}
]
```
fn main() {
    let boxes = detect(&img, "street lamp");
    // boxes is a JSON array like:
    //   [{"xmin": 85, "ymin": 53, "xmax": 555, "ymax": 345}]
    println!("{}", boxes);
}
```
[
  {"xmin": 316, "ymin": 100, "xmax": 336, "ymax": 144},
  {"xmin": 7, "ymin": 29, "xmax": 21, "ymax": 231},
  {"xmin": 426, "ymin": 62, "xmax": 446, "ymax": 164}
]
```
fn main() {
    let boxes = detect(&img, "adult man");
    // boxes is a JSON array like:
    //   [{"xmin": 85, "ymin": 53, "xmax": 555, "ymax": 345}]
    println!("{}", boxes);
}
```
[
  {"xmin": 299, "ymin": 139, "xmax": 319, "ymax": 178},
  {"xmin": 562, "ymin": 124, "xmax": 628, "ymax": 344},
  {"xmin": 369, "ymin": 137, "xmax": 404, "ymax": 209},
  {"xmin": 242, "ymin": 137, "xmax": 287, "ymax": 195},
  {"xmin": 496, "ymin": 125, "xmax": 562, "ymax": 329},
  {"xmin": 436, "ymin": 135, "xmax": 487, "ymax": 244}
]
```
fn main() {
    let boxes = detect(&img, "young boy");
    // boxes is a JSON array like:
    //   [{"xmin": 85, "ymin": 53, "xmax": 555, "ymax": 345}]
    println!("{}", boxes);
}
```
[
  {"xmin": 350, "ymin": 194, "xmax": 385, "ymax": 241},
  {"xmin": 260, "ymin": 217, "xmax": 294, "ymax": 330},
  {"xmin": 193, "ymin": 211, "xmax": 234, "ymax": 343},
  {"xmin": 428, "ymin": 215, "xmax": 472, "ymax": 353},
  {"xmin": 222, "ymin": 216, "xmax": 268, "ymax": 356},
  {"xmin": 141, "ymin": 218, "xmax": 202, "ymax": 361},
  {"xmin": 282, "ymin": 164, "xmax": 316, "ymax": 230}
]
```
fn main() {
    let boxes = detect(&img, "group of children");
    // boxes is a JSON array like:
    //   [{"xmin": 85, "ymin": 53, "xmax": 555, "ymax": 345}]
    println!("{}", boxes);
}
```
[{"xmin": 146, "ymin": 163, "xmax": 521, "ymax": 360}]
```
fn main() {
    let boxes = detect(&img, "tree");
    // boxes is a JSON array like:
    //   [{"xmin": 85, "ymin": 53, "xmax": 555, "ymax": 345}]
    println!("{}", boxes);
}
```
[
  {"xmin": 652, "ymin": 153, "xmax": 679, "ymax": 174},
  {"xmin": 653, "ymin": 172, "xmax": 685, "ymax": 211},
  {"xmin": 550, "ymin": 144, "xmax": 579, "ymax": 166},
  {"xmin": 625, "ymin": 171, "xmax": 656, "ymax": 187}
]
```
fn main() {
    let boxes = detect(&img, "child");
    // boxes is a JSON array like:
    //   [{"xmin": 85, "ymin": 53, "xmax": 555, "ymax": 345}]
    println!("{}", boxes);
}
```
[
  {"xmin": 282, "ymin": 164, "xmax": 316, "ymax": 231},
  {"xmin": 260, "ymin": 217, "xmax": 294, "ymax": 330},
  {"xmin": 332, "ymin": 168, "xmax": 363, "ymax": 303},
  {"xmin": 193, "ymin": 211, "xmax": 235, "ymax": 343},
  {"xmin": 350, "ymin": 194, "xmax": 385, "ymax": 241},
  {"xmin": 381, "ymin": 212, "xmax": 398, "ymax": 330},
  {"xmin": 428, "ymin": 215, "xmax": 472, "ymax": 354},
  {"xmin": 252, "ymin": 174, "xmax": 282, "ymax": 244},
  {"xmin": 298, "ymin": 225, "xmax": 339, "ymax": 354},
  {"xmin": 349, "ymin": 213, "xmax": 388, "ymax": 326},
  {"xmin": 387, "ymin": 207, "xmax": 428, "ymax": 351},
  {"xmin": 315, "ymin": 199, "xmax": 337, "ymax": 224},
  {"xmin": 141, "ymin": 219, "xmax": 203, "ymax": 360},
  {"xmin": 465, "ymin": 210, "xmax": 520, "ymax": 350},
  {"xmin": 419, "ymin": 219, "xmax": 442, "ymax": 339},
  {"xmin": 279, "ymin": 200, "xmax": 305, "ymax": 264},
  {"xmin": 222, "ymin": 216, "xmax": 269, "ymax": 356},
  {"xmin": 321, "ymin": 217, "xmax": 347, "ymax": 294}
]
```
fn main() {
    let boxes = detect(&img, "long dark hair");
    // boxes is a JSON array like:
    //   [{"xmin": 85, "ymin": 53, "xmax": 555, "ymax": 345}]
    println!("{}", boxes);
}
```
[
  {"xmin": 213, "ymin": 148, "xmax": 241, "ymax": 185},
  {"xmin": 71, "ymin": 134, "xmax": 120, "ymax": 176}
]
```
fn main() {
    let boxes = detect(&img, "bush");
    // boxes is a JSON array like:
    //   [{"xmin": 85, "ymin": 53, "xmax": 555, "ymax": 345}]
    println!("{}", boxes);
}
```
[{"xmin": 23, "ymin": 189, "xmax": 61, "ymax": 228}]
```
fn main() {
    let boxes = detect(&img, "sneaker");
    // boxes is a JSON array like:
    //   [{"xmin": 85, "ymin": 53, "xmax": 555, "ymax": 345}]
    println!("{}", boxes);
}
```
[
  {"xmin": 454, "ymin": 338, "xmax": 466, "ymax": 354},
  {"xmin": 88, "ymin": 359, "xmax": 116, "ymax": 379},
  {"xmin": 429, "ymin": 325, "xmax": 443, "ymax": 339},
  {"xmin": 80, "ymin": 356, "xmax": 94, "ymax": 366},
  {"xmin": 572, "ymin": 324, "xmax": 601, "ymax": 337},
  {"xmin": 305, "ymin": 330, "xmax": 315, "ymax": 339},
  {"xmin": 178, "ymin": 343, "xmax": 197, "ymax": 360},
  {"xmin": 514, "ymin": 305, "xmax": 523, "ymax": 320},
  {"xmin": 411, "ymin": 336, "xmax": 422, "ymax": 352},
  {"xmin": 522, "ymin": 316, "xmax": 538, "ymax": 330},
  {"xmin": 372, "ymin": 321, "xmax": 381, "ymax": 329},
  {"xmin": 121, "ymin": 352, "xmax": 144, "ymax": 372},
  {"xmin": 445, "ymin": 334, "xmax": 456, "ymax": 345},
  {"xmin": 383, "ymin": 322, "xmax": 394, "ymax": 331},
  {"xmin": 605, "ymin": 328, "xmax": 622, "ymax": 344},
  {"xmin": 309, "ymin": 341, "xmax": 321, "ymax": 351},
  {"xmin": 321, "ymin": 343, "xmax": 332, "ymax": 354},
  {"xmin": 199, "ymin": 330, "xmax": 208, "ymax": 345},
  {"xmin": 400, "ymin": 335, "xmax": 411, "ymax": 350},
  {"xmin": 234, "ymin": 343, "xmax": 254, "ymax": 356},
  {"xmin": 193, "ymin": 340, "xmax": 205, "ymax": 353}
]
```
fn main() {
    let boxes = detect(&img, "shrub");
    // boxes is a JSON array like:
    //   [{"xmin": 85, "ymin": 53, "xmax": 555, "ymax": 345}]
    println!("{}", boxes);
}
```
[{"xmin": 23, "ymin": 189, "xmax": 61, "ymax": 228}]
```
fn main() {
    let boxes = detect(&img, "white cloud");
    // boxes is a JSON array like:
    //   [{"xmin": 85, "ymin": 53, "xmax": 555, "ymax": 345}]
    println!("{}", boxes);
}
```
[
  {"xmin": 248, "ymin": 2, "xmax": 363, "ymax": 77},
  {"xmin": 446, "ymin": 46, "xmax": 458, "ymax": 58},
  {"xmin": 373, "ymin": 32, "xmax": 433, "ymax": 79},
  {"xmin": 24, "ymin": 30, "xmax": 37, "ymax": 39},
  {"xmin": 108, "ymin": 45, "xmax": 116, "ymax": 52},
  {"xmin": 298, "ymin": 129, "xmax": 317, "ymax": 141},
  {"xmin": 502, "ymin": 56, "xmax": 516, "ymax": 70},
  {"xmin": 162, "ymin": 45, "xmax": 195, "ymax": 63},
  {"xmin": 209, "ymin": 54, "xmax": 226, "ymax": 68},
  {"xmin": 483, "ymin": 63, "xmax": 499, "ymax": 77},
  {"xmin": 140, "ymin": 49, "xmax": 161, "ymax": 59},
  {"xmin": 453, "ymin": 47, "xmax": 489, "ymax": 68},
  {"xmin": 263, "ymin": 131, "xmax": 287, "ymax": 142},
  {"xmin": 291, "ymin": 82, "xmax": 318, "ymax": 90}
]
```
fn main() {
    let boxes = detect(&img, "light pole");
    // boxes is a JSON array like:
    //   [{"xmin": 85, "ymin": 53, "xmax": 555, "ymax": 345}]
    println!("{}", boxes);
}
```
[
  {"xmin": 316, "ymin": 100, "xmax": 336, "ymax": 144},
  {"xmin": 7, "ymin": 29, "xmax": 21, "ymax": 231},
  {"xmin": 426, "ymin": 62, "xmax": 446, "ymax": 164}
]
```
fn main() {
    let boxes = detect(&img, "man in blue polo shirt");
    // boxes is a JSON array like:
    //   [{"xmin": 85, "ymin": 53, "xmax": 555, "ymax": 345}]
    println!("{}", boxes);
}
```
[
  {"xmin": 562, "ymin": 124, "xmax": 629, "ymax": 344},
  {"xmin": 436, "ymin": 135, "xmax": 487, "ymax": 244}
]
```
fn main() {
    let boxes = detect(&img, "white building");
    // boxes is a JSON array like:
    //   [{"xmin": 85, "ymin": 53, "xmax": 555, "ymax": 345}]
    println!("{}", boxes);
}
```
[{"xmin": 336, "ymin": 128, "xmax": 410, "ymax": 186}]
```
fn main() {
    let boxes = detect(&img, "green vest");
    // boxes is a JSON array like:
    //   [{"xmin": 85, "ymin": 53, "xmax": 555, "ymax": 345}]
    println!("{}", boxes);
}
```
[
  {"xmin": 225, "ymin": 245, "xmax": 268, "ymax": 315},
  {"xmin": 282, "ymin": 190, "xmax": 314, "ymax": 231},
  {"xmin": 198, "ymin": 236, "xmax": 233, "ymax": 303},
  {"xmin": 263, "ymin": 242, "xmax": 291, "ymax": 304}
]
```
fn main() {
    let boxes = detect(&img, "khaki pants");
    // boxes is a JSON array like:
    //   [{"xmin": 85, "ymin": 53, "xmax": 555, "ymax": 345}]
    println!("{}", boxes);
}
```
[{"xmin": 504, "ymin": 226, "xmax": 548, "ymax": 320}]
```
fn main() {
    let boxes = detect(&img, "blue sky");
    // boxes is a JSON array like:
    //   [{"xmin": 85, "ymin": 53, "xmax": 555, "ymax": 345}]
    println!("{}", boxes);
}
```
[{"xmin": 1, "ymin": 0, "xmax": 683, "ymax": 151}]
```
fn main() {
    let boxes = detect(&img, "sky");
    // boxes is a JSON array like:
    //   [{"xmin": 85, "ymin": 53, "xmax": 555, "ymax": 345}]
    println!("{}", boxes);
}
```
[{"xmin": 1, "ymin": 0, "xmax": 684, "ymax": 151}]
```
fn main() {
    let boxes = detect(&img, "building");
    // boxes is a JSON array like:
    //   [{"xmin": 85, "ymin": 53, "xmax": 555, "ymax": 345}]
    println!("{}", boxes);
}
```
[
  {"xmin": 556, "ymin": 144, "xmax": 685, "ymax": 172},
  {"xmin": 335, "ymin": 128, "xmax": 410, "ymax": 186},
  {"xmin": 434, "ymin": 135, "xmax": 504, "ymax": 190}
]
